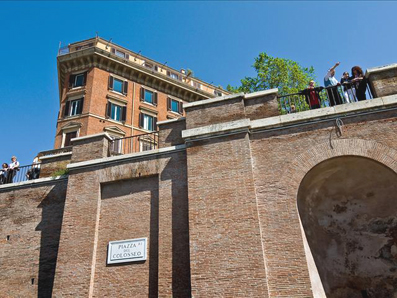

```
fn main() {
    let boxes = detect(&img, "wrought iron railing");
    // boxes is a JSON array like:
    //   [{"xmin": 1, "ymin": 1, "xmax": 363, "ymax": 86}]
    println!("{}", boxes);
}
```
[
  {"xmin": 58, "ymin": 45, "xmax": 70, "ymax": 56},
  {"xmin": 0, "ymin": 164, "xmax": 41, "ymax": 185},
  {"xmin": 109, "ymin": 132, "xmax": 159, "ymax": 156},
  {"xmin": 278, "ymin": 82, "xmax": 373, "ymax": 114}
]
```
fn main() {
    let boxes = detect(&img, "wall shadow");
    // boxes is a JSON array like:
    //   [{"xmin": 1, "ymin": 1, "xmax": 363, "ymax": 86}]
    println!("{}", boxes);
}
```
[
  {"xmin": 35, "ymin": 182, "xmax": 67, "ymax": 298},
  {"xmin": 161, "ymin": 153, "xmax": 191, "ymax": 297}
]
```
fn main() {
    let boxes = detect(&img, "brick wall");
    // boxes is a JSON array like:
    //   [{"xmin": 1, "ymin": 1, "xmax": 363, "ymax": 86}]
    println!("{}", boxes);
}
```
[
  {"xmin": 249, "ymin": 109, "xmax": 397, "ymax": 297},
  {"xmin": 0, "ymin": 180, "xmax": 67, "ymax": 297},
  {"xmin": 186, "ymin": 133, "xmax": 269, "ymax": 297},
  {"xmin": 52, "ymin": 150, "xmax": 191, "ymax": 297}
]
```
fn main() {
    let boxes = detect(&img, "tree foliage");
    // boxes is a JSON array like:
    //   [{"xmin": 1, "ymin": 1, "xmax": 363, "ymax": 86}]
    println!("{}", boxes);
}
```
[{"xmin": 227, "ymin": 53, "xmax": 316, "ymax": 96}]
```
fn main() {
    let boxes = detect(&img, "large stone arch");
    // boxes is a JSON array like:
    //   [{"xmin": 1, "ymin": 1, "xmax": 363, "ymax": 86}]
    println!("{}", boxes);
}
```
[{"xmin": 278, "ymin": 139, "xmax": 397, "ymax": 298}]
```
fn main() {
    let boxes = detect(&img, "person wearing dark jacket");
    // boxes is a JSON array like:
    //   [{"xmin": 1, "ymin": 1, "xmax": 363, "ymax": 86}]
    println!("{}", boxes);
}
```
[
  {"xmin": 341, "ymin": 71, "xmax": 356, "ymax": 103},
  {"xmin": 351, "ymin": 66, "xmax": 367, "ymax": 101},
  {"xmin": 300, "ymin": 81, "xmax": 323, "ymax": 109}
]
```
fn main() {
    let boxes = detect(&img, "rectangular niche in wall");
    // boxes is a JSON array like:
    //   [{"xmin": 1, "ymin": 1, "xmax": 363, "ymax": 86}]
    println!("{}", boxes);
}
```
[{"xmin": 92, "ymin": 176, "xmax": 159, "ymax": 298}]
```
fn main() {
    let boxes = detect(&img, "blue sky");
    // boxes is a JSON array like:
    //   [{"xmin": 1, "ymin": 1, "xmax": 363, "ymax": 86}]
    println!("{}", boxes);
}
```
[{"xmin": 1, "ymin": 1, "xmax": 396, "ymax": 165}]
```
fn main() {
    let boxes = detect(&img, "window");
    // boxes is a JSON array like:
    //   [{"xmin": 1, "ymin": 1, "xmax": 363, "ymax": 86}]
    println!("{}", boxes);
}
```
[
  {"xmin": 140, "ymin": 88, "xmax": 158, "ymax": 105},
  {"xmin": 63, "ymin": 98, "xmax": 84, "ymax": 117},
  {"xmin": 111, "ymin": 48, "xmax": 129, "ymax": 60},
  {"xmin": 167, "ymin": 98, "xmax": 183, "ymax": 114},
  {"xmin": 108, "ymin": 76, "xmax": 128, "ymax": 95},
  {"xmin": 214, "ymin": 90, "xmax": 223, "ymax": 97},
  {"xmin": 113, "ymin": 78, "xmax": 123, "ymax": 93},
  {"xmin": 167, "ymin": 71, "xmax": 180, "ymax": 80},
  {"xmin": 64, "ymin": 131, "xmax": 77, "ymax": 147},
  {"xmin": 191, "ymin": 81, "xmax": 202, "ymax": 89},
  {"xmin": 75, "ymin": 43, "xmax": 93, "ymax": 51},
  {"xmin": 139, "ymin": 113, "xmax": 157, "ymax": 131},
  {"xmin": 143, "ymin": 61, "xmax": 153, "ymax": 69},
  {"xmin": 69, "ymin": 72, "xmax": 87, "ymax": 88},
  {"xmin": 106, "ymin": 102, "xmax": 127, "ymax": 122}
]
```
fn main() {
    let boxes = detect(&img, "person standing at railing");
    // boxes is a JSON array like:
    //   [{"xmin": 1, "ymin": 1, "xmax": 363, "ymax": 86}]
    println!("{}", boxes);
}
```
[
  {"xmin": 300, "ymin": 81, "xmax": 323, "ymax": 109},
  {"xmin": 7, "ymin": 156, "xmax": 20, "ymax": 183},
  {"xmin": 0, "ymin": 163, "xmax": 9, "ymax": 184},
  {"xmin": 324, "ymin": 62, "xmax": 343, "ymax": 106},
  {"xmin": 351, "ymin": 66, "xmax": 367, "ymax": 101},
  {"xmin": 341, "ymin": 71, "xmax": 357, "ymax": 103},
  {"xmin": 26, "ymin": 156, "xmax": 41, "ymax": 180}
]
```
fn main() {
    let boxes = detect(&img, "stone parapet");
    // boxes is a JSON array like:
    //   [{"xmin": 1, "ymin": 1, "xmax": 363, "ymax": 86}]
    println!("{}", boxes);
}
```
[
  {"xmin": 367, "ymin": 63, "xmax": 397, "ymax": 98},
  {"xmin": 183, "ymin": 89, "xmax": 279, "ymax": 131},
  {"xmin": 70, "ymin": 133, "xmax": 112, "ymax": 163},
  {"xmin": 39, "ymin": 152, "xmax": 72, "ymax": 178},
  {"xmin": 184, "ymin": 93, "xmax": 246, "ymax": 129},
  {"xmin": 244, "ymin": 88, "xmax": 279, "ymax": 120},
  {"xmin": 157, "ymin": 117, "xmax": 186, "ymax": 147}
]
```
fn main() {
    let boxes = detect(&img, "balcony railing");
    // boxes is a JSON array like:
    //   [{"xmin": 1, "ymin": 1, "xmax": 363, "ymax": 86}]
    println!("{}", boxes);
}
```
[
  {"xmin": 58, "ymin": 45, "xmax": 70, "ymax": 56},
  {"xmin": 0, "ymin": 164, "xmax": 41, "ymax": 185},
  {"xmin": 109, "ymin": 132, "xmax": 159, "ymax": 156},
  {"xmin": 278, "ymin": 82, "xmax": 373, "ymax": 114}
]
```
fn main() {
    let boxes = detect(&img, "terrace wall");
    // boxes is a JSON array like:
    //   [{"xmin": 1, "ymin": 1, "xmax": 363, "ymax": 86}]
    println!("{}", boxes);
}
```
[{"xmin": 1, "ymin": 64, "xmax": 397, "ymax": 297}]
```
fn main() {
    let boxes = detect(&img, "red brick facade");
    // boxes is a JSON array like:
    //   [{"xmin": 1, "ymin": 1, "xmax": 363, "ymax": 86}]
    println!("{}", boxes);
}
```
[
  {"xmin": 54, "ymin": 67, "xmax": 192, "ymax": 149},
  {"xmin": 1, "ymin": 65, "xmax": 397, "ymax": 297}
]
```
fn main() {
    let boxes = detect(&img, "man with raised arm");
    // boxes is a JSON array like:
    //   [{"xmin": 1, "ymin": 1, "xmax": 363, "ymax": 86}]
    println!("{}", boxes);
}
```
[{"xmin": 324, "ymin": 62, "xmax": 343, "ymax": 106}]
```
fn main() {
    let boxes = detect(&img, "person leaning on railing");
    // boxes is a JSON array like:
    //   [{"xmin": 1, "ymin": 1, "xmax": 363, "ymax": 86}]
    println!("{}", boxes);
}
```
[
  {"xmin": 300, "ymin": 80, "xmax": 324, "ymax": 110},
  {"xmin": 0, "ymin": 163, "xmax": 9, "ymax": 184},
  {"xmin": 7, "ymin": 156, "xmax": 20, "ymax": 183},
  {"xmin": 324, "ymin": 62, "xmax": 344, "ymax": 106},
  {"xmin": 26, "ymin": 156, "xmax": 41, "ymax": 180},
  {"xmin": 351, "ymin": 66, "xmax": 367, "ymax": 101},
  {"xmin": 340, "ymin": 71, "xmax": 357, "ymax": 103}
]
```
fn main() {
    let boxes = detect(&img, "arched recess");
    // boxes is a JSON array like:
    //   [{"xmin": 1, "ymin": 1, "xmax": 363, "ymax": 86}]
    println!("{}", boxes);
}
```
[
  {"xmin": 298, "ymin": 156, "xmax": 397, "ymax": 297},
  {"xmin": 277, "ymin": 139, "xmax": 397, "ymax": 298}
]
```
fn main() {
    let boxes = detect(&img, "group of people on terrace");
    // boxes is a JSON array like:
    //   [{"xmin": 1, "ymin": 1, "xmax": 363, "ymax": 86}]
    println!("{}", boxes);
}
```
[
  {"xmin": 300, "ymin": 62, "xmax": 368, "ymax": 110},
  {"xmin": 0, "ymin": 156, "xmax": 41, "ymax": 185}
]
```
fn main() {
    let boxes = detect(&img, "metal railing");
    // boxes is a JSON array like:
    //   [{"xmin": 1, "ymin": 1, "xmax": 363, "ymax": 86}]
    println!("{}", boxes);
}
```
[
  {"xmin": 58, "ymin": 45, "xmax": 70, "ymax": 56},
  {"xmin": 0, "ymin": 164, "xmax": 41, "ymax": 185},
  {"xmin": 109, "ymin": 132, "xmax": 159, "ymax": 156},
  {"xmin": 278, "ymin": 82, "xmax": 373, "ymax": 114}
]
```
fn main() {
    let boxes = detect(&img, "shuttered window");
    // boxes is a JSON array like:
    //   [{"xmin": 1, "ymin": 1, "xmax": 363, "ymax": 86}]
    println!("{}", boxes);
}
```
[
  {"xmin": 191, "ymin": 81, "xmax": 202, "ymax": 89},
  {"xmin": 64, "ymin": 131, "xmax": 77, "ymax": 147},
  {"xmin": 69, "ymin": 72, "xmax": 87, "ymax": 88},
  {"xmin": 106, "ymin": 102, "xmax": 127, "ymax": 122},
  {"xmin": 139, "ymin": 113, "xmax": 157, "ymax": 131},
  {"xmin": 140, "ymin": 88, "xmax": 158, "ymax": 106},
  {"xmin": 167, "ymin": 98, "xmax": 183, "ymax": 115},
  {"xmin": 63, "ymin": 98, "xmax": 84, "ymax": 117},
  {"xmin": 111, "ymin": 48, "xmax": 130, "ymax": 60},
  {"xmin": 108, "ymin": 76, "xmax": 128, "ymax": 95}
]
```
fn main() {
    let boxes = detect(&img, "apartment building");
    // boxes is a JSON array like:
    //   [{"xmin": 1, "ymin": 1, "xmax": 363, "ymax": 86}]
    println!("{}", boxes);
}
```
[{"xmin": 55, "ymin": 37, "xmax": 229, "ymax": 150}]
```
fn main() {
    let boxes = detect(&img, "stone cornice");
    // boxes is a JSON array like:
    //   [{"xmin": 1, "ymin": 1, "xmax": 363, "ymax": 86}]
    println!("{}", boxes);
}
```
[
  {"xmin": 58, "ymin": 47, "xmax": 214, "ymax": 104},
  {"xmin": 67, "ymin": 144, "xmax": 186, "ymax": 171}
]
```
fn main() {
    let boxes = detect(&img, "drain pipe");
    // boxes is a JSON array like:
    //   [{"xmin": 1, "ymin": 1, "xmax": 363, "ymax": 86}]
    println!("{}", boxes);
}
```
[{"xmin": 131, "ymin": 82, "xmax": 135, "ymax": 137}]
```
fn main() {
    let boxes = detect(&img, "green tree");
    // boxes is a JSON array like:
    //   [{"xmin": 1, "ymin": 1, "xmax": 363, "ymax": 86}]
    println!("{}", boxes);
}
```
[{"xmin": 227, "ymin": 53, "xmax": 316, "ymax": 96}]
